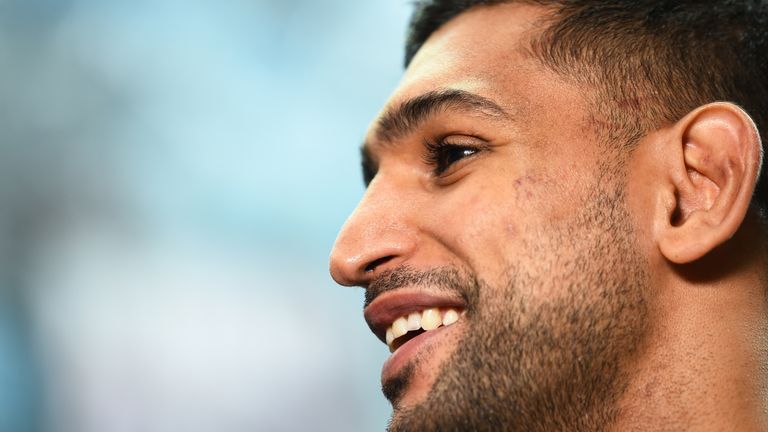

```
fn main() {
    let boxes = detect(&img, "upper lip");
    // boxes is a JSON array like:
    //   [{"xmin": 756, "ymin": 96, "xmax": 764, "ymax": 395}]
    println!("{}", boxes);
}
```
[{"xmin": 363, "ymin": 289, "xmax": 468, "ymax": 344}]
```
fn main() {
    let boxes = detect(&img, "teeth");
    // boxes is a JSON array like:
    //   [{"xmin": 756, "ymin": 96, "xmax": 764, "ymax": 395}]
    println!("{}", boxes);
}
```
[
  {"xmin": 392, "ymin": 317, "xmax": 408, "ymax": 339},
  {"xmin": 384, "ymin": 307, "xmax": 464, "ymax": 352},
  {"xmin": 443, "ymin": 309, "xmax": 459, "ymax": 326},
  {"xmin": 406, "ymin": 312, "xmax": 421, "ymax": 331},
  {"xmin": 421, "ymin": 308, "xmax": 441, "ymax": 330}
]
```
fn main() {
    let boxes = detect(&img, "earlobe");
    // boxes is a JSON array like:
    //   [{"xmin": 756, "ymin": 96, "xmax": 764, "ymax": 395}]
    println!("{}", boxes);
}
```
[{"xmin": 656, "ymin": 103, "xmax": 762, "ymax": 264}]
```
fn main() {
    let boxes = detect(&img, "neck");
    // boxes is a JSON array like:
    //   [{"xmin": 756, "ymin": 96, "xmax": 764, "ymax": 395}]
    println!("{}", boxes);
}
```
[{"xmin": 616, "ymin": 220, "xmax": 768, "ymax": 431}]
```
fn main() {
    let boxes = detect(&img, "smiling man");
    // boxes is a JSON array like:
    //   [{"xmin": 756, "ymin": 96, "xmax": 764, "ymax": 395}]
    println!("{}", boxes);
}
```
[{"xmin": 329, "ymin": 1, "xmax": 768, "ymax": 431}]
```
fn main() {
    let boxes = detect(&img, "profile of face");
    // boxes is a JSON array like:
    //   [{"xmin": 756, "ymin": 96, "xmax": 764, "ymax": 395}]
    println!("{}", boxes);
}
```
[{"xmin": 330, "ymin": 3, "xmax": 762, "ymax": 431}]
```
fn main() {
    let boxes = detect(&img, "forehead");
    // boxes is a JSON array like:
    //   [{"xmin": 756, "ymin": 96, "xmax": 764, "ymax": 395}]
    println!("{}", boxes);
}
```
[{"xmin": 367, "ymin": 3, "xmax": 552, "ymax": 140}]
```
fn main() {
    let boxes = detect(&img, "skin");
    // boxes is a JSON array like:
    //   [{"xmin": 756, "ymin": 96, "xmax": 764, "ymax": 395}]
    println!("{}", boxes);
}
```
[{"xmin": 330, "ymin": 3, "xmax": 768, "ymax": 431}]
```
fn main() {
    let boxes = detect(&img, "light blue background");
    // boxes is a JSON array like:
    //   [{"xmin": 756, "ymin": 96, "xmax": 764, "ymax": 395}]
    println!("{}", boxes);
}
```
[{"xmin": 0, "ymin": 1, "xmax": 411, "ymax": 430}]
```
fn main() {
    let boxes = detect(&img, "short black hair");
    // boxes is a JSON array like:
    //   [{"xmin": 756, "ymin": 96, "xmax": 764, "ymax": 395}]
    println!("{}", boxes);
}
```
[{"xmin": 405, "ymin": 0, "xmax": 768, "ymax": 209}]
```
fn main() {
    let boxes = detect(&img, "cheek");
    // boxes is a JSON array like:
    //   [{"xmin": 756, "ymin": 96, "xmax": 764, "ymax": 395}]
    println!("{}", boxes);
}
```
[{"xmin": 428, "ymin": 172, "xmax": 543, "ymax": 274}]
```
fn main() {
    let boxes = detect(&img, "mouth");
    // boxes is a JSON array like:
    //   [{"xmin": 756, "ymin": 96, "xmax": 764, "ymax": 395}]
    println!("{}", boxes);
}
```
[
  {"xmin": 384, "ymin": 307, "xmax": 465, "ymax": 352},
  {"xmin": 364, "ymin": 291, "xmax": 468, "ymax": 386}
]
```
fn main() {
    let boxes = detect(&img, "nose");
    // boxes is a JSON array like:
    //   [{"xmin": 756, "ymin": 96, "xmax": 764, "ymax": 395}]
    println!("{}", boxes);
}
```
[{"xmin": 329, "ymin": 178, "xmax": 417, "ymax": 287}]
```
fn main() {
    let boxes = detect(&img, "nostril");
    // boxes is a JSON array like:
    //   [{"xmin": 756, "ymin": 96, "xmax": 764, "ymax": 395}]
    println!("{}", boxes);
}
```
[{"xmin": 364, "ymin": 255, "xmax": 395, "ymax": 273}]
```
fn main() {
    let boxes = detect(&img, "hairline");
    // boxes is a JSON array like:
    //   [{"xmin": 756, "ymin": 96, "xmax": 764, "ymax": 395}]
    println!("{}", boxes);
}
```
[{"xmin": 406, "ymin": 2, "xmax": 642, "ymax": 151}]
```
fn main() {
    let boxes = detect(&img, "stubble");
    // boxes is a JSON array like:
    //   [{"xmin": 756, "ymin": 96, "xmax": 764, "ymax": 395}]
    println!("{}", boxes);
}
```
[{"xmin": 388, "ymin": 177, "xmax": 650, "ymax": 431}]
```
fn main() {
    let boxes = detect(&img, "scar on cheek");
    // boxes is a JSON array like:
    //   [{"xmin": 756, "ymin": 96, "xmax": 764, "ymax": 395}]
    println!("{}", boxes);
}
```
[
  {"xmin": 513, "ymin": 174, "xmax": 538, "ymax": 187},
  {"xmin": 513, "ymin": 174, "xmax": 538, "ymax": 200}
]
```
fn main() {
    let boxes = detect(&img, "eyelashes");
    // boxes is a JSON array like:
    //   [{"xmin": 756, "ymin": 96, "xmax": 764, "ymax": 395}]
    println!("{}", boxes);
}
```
[
  {"xmin": 362, "ymin": 147, "xmax": 377, "ymax": 186},
  {"xmin": 423, "ymin": 139, "xmax": 484, "ymax": 176}
]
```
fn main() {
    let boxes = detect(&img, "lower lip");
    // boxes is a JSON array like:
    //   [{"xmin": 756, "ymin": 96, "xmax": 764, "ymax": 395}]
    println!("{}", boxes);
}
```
[{"xmin": 381, "ymin": 322, "xmax": 461, "ymax": 383}]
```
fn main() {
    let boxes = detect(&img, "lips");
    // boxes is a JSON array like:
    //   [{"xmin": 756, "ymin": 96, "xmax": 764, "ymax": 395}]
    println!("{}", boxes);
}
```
[
  {"xmin": 364, "ymin": 290, "xmax": 468, "ymax": 380},
  {"xmin": 365, "ymin": 291, "xmax": 467, "ymax": 342}
]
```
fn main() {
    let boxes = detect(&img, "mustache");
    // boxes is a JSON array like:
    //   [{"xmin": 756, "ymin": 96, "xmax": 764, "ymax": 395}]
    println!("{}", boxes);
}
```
[{"xmin": 364, "ymin": 266, "xmax": 476, "ymax": 309}]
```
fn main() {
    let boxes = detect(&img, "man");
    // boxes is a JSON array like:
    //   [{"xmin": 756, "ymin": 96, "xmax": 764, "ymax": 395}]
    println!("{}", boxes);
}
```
[{"xmin": 330, "ymin": 1, "xmax": 768, "ymax": 430}]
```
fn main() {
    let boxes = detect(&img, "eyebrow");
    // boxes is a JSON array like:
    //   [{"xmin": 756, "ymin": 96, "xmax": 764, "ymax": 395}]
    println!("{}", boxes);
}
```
[
  {"xmin": 373, "ymin": 88, "xmax": 510, "ymax": 144},
  {"xmin": 360, "ymin": 89, "xmax": 511, "ymax": 185}
]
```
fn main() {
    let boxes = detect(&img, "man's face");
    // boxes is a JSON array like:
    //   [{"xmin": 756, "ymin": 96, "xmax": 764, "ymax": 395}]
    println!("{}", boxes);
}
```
[{"xmin": 331, "ymin": 4, "xmax": 651, "ymax": 430}]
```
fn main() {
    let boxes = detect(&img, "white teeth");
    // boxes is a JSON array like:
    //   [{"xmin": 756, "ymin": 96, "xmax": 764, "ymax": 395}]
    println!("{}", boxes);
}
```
[
  {"xmin": 407, "ymin": 312, "xmax": 421, "ymax": 331},
  {"xmin": 421, "ymin": 308, "xmax": 441, "ymax": 330},
  {"xmin": 392, "ymin": 317, "xmax": 408, "ymax": 339},
  {"xmin": 384, "ymin": 307, "xmax": 465, "ymax": 351},
  {"xmin": 443, "ymin": 309, "xmax": 459, "ymax": 326}
]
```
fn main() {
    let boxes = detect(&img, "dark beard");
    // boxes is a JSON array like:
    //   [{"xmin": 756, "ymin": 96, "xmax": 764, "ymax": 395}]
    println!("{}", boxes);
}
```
[{"xmin": 387, "ymin": 183, "xmax": 650, "ymax": 431}]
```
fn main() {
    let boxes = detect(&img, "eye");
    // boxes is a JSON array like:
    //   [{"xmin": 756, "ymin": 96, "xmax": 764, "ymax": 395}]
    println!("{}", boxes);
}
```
[
  {"xmin": 423, "ymin": 140, "xmax": 483, "ymax": 176},
  {"xmin": 361, "ymin": 147, "xmax": 377, "ymax": 186}
]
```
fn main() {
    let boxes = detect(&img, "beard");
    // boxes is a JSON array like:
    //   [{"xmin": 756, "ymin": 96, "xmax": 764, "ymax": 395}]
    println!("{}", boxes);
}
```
[{"xmin": 384, "ymin": 178, "xmax": 650, "ymax": 431}]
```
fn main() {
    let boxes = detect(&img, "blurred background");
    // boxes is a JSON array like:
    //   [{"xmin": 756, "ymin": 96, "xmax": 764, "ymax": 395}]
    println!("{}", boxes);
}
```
[{"xmin": 0, "ymin": 0, "xmax": 410, "ymax": 430}]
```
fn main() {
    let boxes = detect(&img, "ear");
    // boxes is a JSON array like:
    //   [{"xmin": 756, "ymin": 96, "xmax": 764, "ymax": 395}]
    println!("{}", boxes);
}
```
[{"xmin": 656, "ymin": 102, "xmax": 763, "ymax": 264}]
